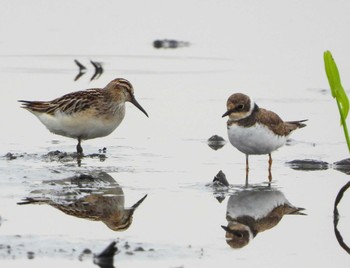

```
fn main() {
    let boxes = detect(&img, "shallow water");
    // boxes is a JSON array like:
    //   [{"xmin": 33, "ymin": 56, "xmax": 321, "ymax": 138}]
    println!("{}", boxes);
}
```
[{"xmin": 1, "ymin": 0, "xmax": 350, "ymax": 267}]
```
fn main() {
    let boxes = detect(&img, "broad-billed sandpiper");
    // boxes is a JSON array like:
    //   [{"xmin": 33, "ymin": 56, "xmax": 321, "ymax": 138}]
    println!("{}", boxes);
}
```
[{"xmin": 19, "ymin": 78, "xmax": 148, "ymax": 154}]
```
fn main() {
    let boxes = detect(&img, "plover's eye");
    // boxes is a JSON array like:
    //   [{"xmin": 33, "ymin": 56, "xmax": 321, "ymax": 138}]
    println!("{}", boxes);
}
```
[
  {"xmin": 233, "ymin": 231, "xmax": 243, "ymax": 238},
  {"xmin": 236, "ymin": 104, "xmax": 244, "ymax": 110}
]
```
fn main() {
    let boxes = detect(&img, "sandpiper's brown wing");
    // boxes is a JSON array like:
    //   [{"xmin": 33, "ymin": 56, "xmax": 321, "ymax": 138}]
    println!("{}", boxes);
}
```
[
  {"xmin": 256, "ymin": 108, "xmax": 307, "ymax": 136},
  {"xmin": 17, "ymin": 197, "xmax": 102, "ymax": 220},
  {"xmin": 50, "ymin": 201, "xmax": 103, "ymax": 221},
  {"xmin": 19, "ymin": 88, "xmax": 103, "ymax": 115}
]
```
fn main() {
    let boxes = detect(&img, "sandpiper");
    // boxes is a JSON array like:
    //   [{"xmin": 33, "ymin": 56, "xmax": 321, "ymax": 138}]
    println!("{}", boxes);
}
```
[
  {"xmin": 19, "ymin": 78, "xmax": 148, "ymax": 154},
  {"xmin": 18, "ymin": 172, "xmax": 148, "ymax": 231},
  {"xmin": 222, "ymin": 93, "xmax": 307, "ymax": 181}
]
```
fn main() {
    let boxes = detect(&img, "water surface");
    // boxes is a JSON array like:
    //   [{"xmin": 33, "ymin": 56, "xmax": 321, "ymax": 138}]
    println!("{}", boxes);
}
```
[{"xmin": 1, "ymin": 1, "xmax": 350, "ymax": 267}]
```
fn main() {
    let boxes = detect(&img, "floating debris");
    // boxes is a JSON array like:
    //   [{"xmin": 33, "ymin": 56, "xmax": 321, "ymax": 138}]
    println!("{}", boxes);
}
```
[
  {"xmin": 93, "ymin": 241, "xmax": 118, "ymax": 268},
  {"xmin": 153, "ymin": 39, "xmax": 190, "ymax": 49},
  {"xmin": 74, "ymin": 59, "xmax": 87, "ymax": 81},
  {"xmin": 42, "ymin": 150, "xmax": 107, "ymax": 164},
  {"xmin": 78, "ymin": 248, "xmax": 92, "ymax": 261},
  {"xmin": 333, "ymin": 158, "xmax": 350, "ymax": 175},
  {"xmin": 74, "ymin": 59, "xmax": 87, "ymax": 71},
  {"xmin": 99, "ymin": 147, "xmax": 107, "ymax": 154},
  {"xmin": 95, "ymin": 241, "xmax": 118, "ymax": 258},
  {"xmin": 209, "ymin": 170, "xmax": 230, "ymax": 203},
  {"xmin": 90, "ymin": 60, "xmax": 104, "ymax": 81},
  {"xmin": 4, "ymin": 152, "xmax": 17, "ymax": 160},
  {"xmin": 286, "ymin": 159, "xmax": 330, "ymax": 171},
  {"xmin": 207, "ymin": 135, "xmax": 226, "ymax": 150},
  {"xmin": 73, "ymin": 59, "xmax": 104, "ymax": 81},
  {"xmin": 3, "ymin": 152, "xmax": 31, "ymax": 161},
  {"xmin": 213, "ymin": 170, "xmax": 229, "ymax": 187},
  {"xmin": 134, "ymin": 246, "xmax": 145, "ymax": 252},
  {"xmin": 27, "ymin": 251, "xmax": 35, "ymax": 259}
]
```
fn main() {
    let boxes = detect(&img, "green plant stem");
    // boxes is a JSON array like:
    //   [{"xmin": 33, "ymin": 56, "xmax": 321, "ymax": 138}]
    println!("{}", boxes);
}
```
[{"xmin": 337, "ymin": 100, "xmax": 350, "ymax": 152}]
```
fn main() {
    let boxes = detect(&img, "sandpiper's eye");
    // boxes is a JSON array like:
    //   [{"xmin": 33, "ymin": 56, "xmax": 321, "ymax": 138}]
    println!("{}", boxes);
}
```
[{"xmin": 236, "ymin": 104, "xmax": 244, "ymax": 110}]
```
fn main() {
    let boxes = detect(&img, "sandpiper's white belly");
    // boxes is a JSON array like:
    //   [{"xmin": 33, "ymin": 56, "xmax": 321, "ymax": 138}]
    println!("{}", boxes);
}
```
[
  {"xmin": 227, "ymin": 123, "xmax": 287, "ymax": 155},
  {"xmin": 35, "ymin": 108, "xmax": 125, "ymax": 140}
]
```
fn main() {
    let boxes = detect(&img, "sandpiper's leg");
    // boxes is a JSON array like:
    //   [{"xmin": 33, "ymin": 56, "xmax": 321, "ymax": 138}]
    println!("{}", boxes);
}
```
[
  {"xmin": 268, "ymin": 153, "xmax": 273, "ymax": 182},
  {"xmin": 245, "ymin": 154, "xmax": 249, "ymax": 185},
  {"xmin": 77, "ymin": 138, "xmax": 83, "ymax": 155}
]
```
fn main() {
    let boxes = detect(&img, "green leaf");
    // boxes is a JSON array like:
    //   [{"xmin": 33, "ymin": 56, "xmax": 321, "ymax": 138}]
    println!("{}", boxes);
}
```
[
  {"xmin": 338, "ymin": 85, "xmax": 349, "ymax": 120},
  {"xmin": 324, "ymin": 51, "xmax": 349, "ymax": 121},
  {"xmin": 324, "ymin": 51, "xmax": 339, "ymax": 97}
]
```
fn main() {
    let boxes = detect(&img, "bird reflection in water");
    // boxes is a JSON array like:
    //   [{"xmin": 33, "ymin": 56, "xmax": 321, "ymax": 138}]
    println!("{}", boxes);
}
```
[
  {"xmin": 221, "ymin": 186, "xmax": 305, "ymax": 248},
  {"xmin": 18, "ymin": 171, "xmax": 147, "ymax": 231}
]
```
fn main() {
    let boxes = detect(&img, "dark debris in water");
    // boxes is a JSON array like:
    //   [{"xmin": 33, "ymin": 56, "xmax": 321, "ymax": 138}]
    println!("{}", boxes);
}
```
[
  {"xmin": 333, "ymin": 158, "xmax": 350, "ymax": 175},
  {"xmin": 0, "ymin": 238, "xmax": 157, "ymax": 262},
  {"xmin": 153, "ymin": 39, "xmax": 190, "ymax": 49},
  {"xmin": 3, "ymin": 150, "xmax": 107, "ymax": 163},
  {"xmin": 95, "ymin": 242, "xmax": 118, "ymax": 259},
  {"xmin": 287, "ymin": 158, "xmax": 350, "ymax": 175},
  {"xmin": 45, "ymin": 150, "xmax": 107, "ymax": 162},
  {"xmin": 208, "ymin": 170, "xmax": 230, "ymax": 203},
  {"xmin": 213, "ymin": 170, "xmax": 229, "ymax": 187},
  {"xmin": 4, "ymin": 152, "xmax": 19, "ymax": 160},
  {"xmin": 93, "ymin": 241, "xmax": 118, "ymax": 267},
  {"xmin": 27, "ymin": 251, "xmax": 35, "ymax": 260},
  {"xmin": 207, "ymin": 135, "xmax": 226, "ymax": 151},
  {"xmin": 286, "ymin": 159, "xmax": 330, "ymax": 171},
  {"xmin": 79, "ymin": 248, "xmax": 92, "ymax": 261}
]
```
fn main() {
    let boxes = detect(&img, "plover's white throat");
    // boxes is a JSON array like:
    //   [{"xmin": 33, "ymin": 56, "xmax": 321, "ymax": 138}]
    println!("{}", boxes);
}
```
[
  {"xmin": 19, "ymin": 78, "xmax": 148, "ymax": 154},
  {"xmin": 222, "ymin": 93, "xmax": 307, "ymax": 181}
]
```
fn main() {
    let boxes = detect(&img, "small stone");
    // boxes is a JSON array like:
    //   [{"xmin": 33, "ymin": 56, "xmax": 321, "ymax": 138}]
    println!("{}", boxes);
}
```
[
  {"xmin": 27, "ymin": 251, "xmax": 35, "ymax": 259},
  {"xmin": 134, "ymin": 246, "xmax": 145, "ymax": 252},
  {"xmin": 124, "ymin": 242, "xmax": 130, "ymax": 249},
  {"xmin": 333, "ymin": 158, "xmax": 350, "ymax": 175},
  {"xmin": 286, "ymin": 159, "xmax": 329, "ymax": 171},
  {"xmin": 207, "ymin": 135, "xmax": 226, "ymax": 150},
  {"xmin": 213, "ymin": 170, "xmax": 229, "ymax": 187},
  {"xmin": 95, "ymin": 242, "xmax": 118, "ymax": 258},
  {"xmin": 5, "ymin": 152, "xmax": 17, "ymax": 160},
  {"xmin": 82, "ymin": 248, "xmax": 92, "ymax": 254}
]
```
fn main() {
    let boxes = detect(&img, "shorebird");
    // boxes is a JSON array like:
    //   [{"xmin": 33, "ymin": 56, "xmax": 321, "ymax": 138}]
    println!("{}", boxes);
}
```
[
  {"xmin": 19, "ymin": 78, "xmax": 148, "ymax": 154},
  {"xmin": 18, "ymin": 172, "xmax": 147, "ymax": 231},
  {"xmin": 221, "ymin": 187, "xmax": 305, "ymax": 248},
  {"xmin": 222, "ymin": 93, "xmax": 306, "ymax": 181}
]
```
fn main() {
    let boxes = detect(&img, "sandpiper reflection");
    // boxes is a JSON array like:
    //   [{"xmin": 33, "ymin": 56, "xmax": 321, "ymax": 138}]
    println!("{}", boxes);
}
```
[
  {"xmin": 18, "ymin": 171, "xmax": 147, "ymax": 231},
  {"xmin": 222, "ymin": 186, "xmax": 305, "ymax": 248}
]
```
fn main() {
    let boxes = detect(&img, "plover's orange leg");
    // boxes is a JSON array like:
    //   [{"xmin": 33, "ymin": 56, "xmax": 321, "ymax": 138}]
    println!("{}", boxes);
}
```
[
  {"xmin": 77, "ymin": 137, "xmax": 83, "ymax": 155},
  {"xmin": 245, "ymin": 154, "xmax": 249, "ymax": 185},
  {"xmin": 268, "ymin": 153, "xmax": 273, "ymax": 182}
]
